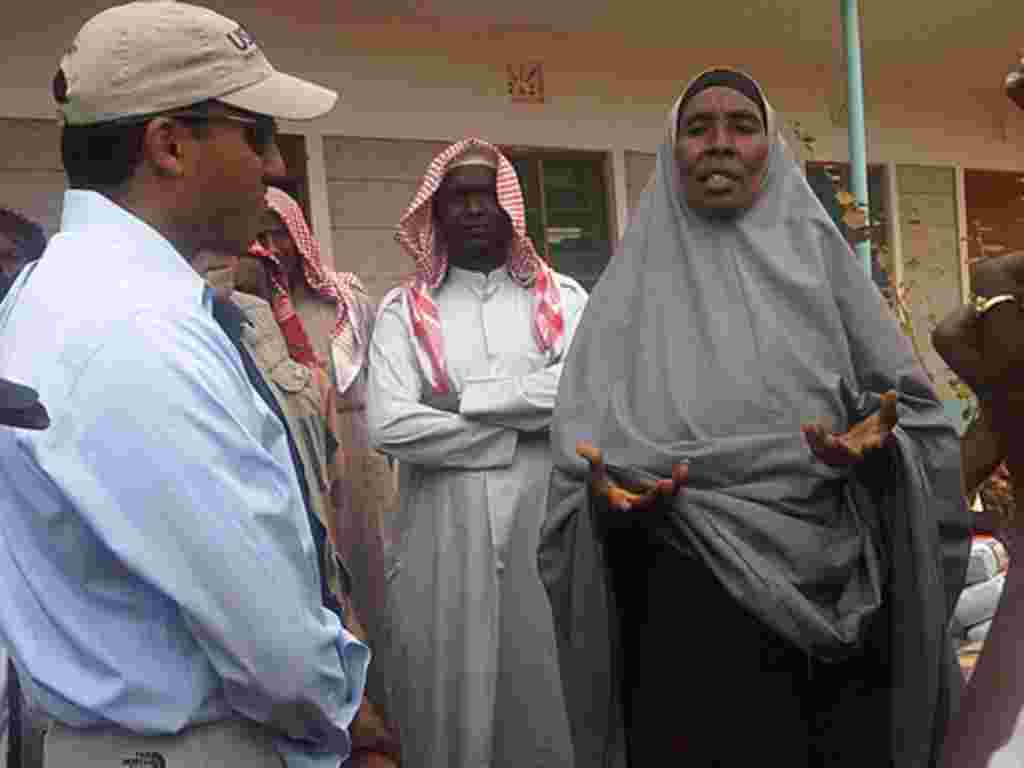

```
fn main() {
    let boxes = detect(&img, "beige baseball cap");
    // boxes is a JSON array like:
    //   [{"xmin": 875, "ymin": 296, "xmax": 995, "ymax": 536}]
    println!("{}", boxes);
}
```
[{"xmin": 57, "ymin": 1, "xmax": 338, "ymax": 125}]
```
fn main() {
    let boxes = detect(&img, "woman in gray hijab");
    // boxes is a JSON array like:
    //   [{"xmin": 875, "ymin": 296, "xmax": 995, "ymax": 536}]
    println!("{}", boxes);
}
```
[{"xmin": 539, "ymin": 69, "xmax": 969, "ymax": 768}]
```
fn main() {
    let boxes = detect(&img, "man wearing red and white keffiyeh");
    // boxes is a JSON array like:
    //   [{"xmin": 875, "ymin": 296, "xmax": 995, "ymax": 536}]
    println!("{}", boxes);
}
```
[
  {"xmin": 242, "ymin": 189, "xmax": 401, "ymax": 766},
  {"xmin": 366, "ymin": 138, "xmax": 588, "ymax": 768}
]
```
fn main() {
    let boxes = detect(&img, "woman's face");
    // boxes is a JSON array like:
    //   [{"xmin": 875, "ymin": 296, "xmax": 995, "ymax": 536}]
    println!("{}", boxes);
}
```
[{"xmin": 675, "ymin": 86, "xmax": 771, "ymax": 218}]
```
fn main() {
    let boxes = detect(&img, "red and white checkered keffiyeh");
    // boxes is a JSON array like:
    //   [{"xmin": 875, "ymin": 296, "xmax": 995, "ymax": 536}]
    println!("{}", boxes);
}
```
[
  {"xmin": 252, "ymin": 187, "xmax": 370, "ymax": 396},
  {"xmin": 389, "ymin": 138, "xmax": 565, "ymax": 394}
]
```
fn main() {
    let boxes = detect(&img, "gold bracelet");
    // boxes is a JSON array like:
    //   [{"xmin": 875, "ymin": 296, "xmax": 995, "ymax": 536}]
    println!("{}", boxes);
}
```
[
  {"xmin": 971, "ymin": 294, "xmax": 1019, "ymax": 316},
  {"xmin": 967, "ymin": 294, "xmax": 1019, "ymax": 403}
]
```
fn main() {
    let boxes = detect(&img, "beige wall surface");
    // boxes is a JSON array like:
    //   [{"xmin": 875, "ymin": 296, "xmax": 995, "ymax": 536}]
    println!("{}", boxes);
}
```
[
  {"xmin": 0, "ymin": 119, "xmax": 65, "ymax": 235},
  {"xmin": 624, "ymin": 151, "xmax": 656, "ymax": 217},
  {"xmin": 324, "ymin": 137, "xmax": 450, "ymax": 300},
  {"xmin": 2, "ymin": 2, "xmax": 1022, "ymax": 167},
  {"xmin": 1, "ymin": 1, "xmax": 1020, "ymax": 352},
  {"xmin": 896, "ymin": 164, "xmax": 963, "ymax": 399}
]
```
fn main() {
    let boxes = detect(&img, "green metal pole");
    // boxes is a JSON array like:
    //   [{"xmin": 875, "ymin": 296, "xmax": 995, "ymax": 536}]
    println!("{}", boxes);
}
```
[{"xmin": 842, "ymin": 0, "xmax": 871, "ymax": 274}]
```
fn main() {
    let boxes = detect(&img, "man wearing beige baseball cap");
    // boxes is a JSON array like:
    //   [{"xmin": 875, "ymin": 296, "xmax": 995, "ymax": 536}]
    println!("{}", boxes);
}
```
[{"xmin": 0, "ymin": 4, "xmax": 372, "ymax": 768}]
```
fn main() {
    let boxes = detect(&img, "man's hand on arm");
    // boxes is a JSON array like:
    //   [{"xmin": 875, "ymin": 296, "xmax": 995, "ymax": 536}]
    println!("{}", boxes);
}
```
[
  {"xmin": 333, "ymin": 602, "xmax": 401, "ymax": 767},
  {"xmin": 456, "ymin": 364, "xmax": 566, "ymax": 433},
  {"xmin": 367, "ymin": 305, "xmax": 517, "ymax": 470},
  {"xmin": 457, "ymin": 279, "xmax": 588, "ymax": 433},
  {"xmin": 347, "ymin": 705, "xmax": 401, "ymax": 768}
]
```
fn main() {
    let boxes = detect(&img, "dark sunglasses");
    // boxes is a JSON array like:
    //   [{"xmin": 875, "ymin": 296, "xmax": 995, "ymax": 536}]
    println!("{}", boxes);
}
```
[{"xmin": 167, "ymin": 110, "xmax": 278, "ymax": 157}]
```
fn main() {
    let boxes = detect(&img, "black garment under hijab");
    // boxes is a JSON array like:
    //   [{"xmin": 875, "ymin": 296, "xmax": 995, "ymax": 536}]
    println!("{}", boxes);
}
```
[{"xmin": 677, "ymin": 68, "xmax": 769, "ymax": 134}]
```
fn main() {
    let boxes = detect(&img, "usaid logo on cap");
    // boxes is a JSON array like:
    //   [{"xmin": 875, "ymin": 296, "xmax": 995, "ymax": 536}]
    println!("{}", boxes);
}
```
[{"xmin": 226, "ymin": 26, "xmax": 257, "ymax": 52}]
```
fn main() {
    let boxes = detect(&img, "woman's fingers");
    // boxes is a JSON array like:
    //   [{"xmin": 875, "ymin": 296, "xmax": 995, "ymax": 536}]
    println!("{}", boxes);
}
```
[
  {"xmin": 802, "ymin": 422, "xmax": 830, "ymax": 458},
  {"xmin": 577, "ymin": 440, "xmax": 609, "ymax": 487},
  {"xmin": 804, "ymin": 421, "xmax": 862, "ymax": 466},
  {"xmin": 577, "ymin": 441, "xmax": 687, "ymax": 512},
  {"xmin": 576, "ymin": 440, "xmax": 601, "ymax": 465}
]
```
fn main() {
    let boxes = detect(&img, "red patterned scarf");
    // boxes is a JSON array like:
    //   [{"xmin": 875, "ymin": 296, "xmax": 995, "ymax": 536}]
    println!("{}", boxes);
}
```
[
  {"xmin": 390, "ymin": 138, "xmax": 564, "ymax": 394},
  {"xmin": 251, "ymin": 187, "xmax": 370, "ymax": 395}
]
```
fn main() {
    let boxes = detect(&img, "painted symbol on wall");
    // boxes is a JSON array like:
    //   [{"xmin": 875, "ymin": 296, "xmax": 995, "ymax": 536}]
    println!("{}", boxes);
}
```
[{"xmin": 507, "ymin": 62, "xmax": 545, "ymax": 104}]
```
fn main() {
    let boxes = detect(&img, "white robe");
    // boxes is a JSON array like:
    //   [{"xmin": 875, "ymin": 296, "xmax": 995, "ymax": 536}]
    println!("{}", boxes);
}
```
[{"xmin": 367, "ymin": 266, "xmax": 586, "ymax": 768}]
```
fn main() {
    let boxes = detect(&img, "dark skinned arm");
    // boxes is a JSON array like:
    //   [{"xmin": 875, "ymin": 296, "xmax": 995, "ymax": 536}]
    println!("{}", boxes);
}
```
[{"xmin": 934, "ymin": 250, "xmax": 1024, "ymax": 767}]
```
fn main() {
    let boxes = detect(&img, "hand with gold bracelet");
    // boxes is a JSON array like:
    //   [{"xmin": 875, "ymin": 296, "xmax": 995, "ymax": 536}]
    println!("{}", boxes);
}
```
[
  {"xmin": 934, "ymin": 253, "xmax": 1024, "ymax": 524},
  {"xmin": 933, "ymin": 251, "xmax": 1024, "ymax": 768}
]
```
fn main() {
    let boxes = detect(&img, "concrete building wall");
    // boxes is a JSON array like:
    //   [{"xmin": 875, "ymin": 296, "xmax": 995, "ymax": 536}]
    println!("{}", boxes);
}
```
[
  {"xmin": 896, "ymin": 164, "xmax": 964, "ymax": 397},
  {"xmin": 1, "ymin": 2, "xmax": 1021, "ymax": 410},
  {"xmin": 625, "ymin": 151, "xmax": 656, "ymax": 216},
  {"xmin": 323, "ymin": 136, "xmax": 450, "ymax": 299},
  {"xmin": 0, "ymin": 119, "xmax": 64, "ymax": 235}
]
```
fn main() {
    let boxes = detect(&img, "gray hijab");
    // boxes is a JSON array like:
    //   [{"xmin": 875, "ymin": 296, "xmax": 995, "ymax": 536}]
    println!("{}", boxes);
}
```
[{"xmin": 539, "ymin": 70, "xmax": 968, "ymax": 768}]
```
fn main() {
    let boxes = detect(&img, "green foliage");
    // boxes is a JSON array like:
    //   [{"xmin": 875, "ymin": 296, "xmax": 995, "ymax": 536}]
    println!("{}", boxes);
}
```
[{"xmin": 792, "ymin": 121, "xmax": 977, "ymax": 427}]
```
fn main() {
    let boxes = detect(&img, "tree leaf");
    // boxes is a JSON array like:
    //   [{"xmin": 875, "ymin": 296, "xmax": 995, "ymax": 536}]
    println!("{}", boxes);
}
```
[{"xmin": 842, "ymin": 207, "xmax": 868, "ymax": 229}]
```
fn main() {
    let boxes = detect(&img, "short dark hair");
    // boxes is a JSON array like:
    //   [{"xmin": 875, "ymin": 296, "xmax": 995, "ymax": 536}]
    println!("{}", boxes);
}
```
[
  {"xmin": 0, "ymin": 208, "xmax": 46, "ymax": 264},
  {"xmin": 57, "ymin": 79, "xmax": 214, "ymax": 192},
  {"xmin": 61, "ymin": 121, "xmax": 150, "ymax": 191}
]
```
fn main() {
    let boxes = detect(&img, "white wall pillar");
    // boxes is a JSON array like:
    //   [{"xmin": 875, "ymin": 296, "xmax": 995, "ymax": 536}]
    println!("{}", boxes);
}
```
[
  {"xmin": 303, "ymin": 130, "xmax": 335, "ymax": 269},
  {"xmin": 955, "ymin": 165, "xmax": 970, "ymax": 302},
  {"xmin": 609, "ymin": 147, "xmax": 629, "ymax": 242},
  {"xmin": 884, "ymin": 160, "xmax": 903, "ymax": 290}
]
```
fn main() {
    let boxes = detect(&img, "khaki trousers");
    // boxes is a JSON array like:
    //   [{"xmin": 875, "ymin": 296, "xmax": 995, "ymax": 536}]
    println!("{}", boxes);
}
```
[{"xmin": 43, "ymin": 720, "xmax": 284, "ymax": 768}]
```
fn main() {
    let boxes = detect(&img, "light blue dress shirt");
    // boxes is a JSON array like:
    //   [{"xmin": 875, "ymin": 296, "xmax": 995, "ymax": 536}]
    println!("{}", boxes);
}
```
[
  {"xmin": 0, "ymin": 191, "xmax": 368, "ymax": 768},
  {"xmin": 1, "ymin": 645, "xmax": 7, "ymax": 742}
]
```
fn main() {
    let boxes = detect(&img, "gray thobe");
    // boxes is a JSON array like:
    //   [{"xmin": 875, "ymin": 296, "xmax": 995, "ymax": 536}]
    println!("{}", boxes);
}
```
[{"xmin": 367, "ymin": 265, "xmax": 586, "ymax": 768}]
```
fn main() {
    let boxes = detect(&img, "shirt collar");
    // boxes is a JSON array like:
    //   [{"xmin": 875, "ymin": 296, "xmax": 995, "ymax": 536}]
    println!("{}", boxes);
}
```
[
  {"xmin": 211, "ymin": 294, "xmax": 252, "ymax": 344},
  {"xmin": 446, "ymin": 264, "xmax": 510, "ymax": 288},
  {"xmin": 60, "ymin": 190, "xmax": 208, "ymax": 304}
]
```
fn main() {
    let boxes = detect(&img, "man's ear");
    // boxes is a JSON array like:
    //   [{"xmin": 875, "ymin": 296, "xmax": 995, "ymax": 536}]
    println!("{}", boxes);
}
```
[{"xmin": 141, "ymin": 118, "xmax": 190, "ymax": 178}]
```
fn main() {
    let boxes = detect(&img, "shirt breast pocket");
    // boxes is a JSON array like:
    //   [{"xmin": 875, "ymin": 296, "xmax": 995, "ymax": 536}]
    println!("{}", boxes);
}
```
[{"xmin": 269, "ymin": 360, "xmax": 331, "ymax": 495}]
